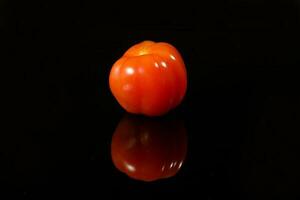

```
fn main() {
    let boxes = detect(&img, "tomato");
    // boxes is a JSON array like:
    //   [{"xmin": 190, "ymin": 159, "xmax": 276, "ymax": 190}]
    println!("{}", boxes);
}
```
[
  {"xmin": 109, "ymin": 41, "xmax": 187, "ymax": 116},
  {"xmin": 111, "ymin": 115, "xmax": 187, "ymax": 182}
]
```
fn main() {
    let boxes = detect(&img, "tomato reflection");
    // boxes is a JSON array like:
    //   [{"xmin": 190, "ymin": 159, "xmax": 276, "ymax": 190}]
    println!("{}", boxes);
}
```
[{"xmin": 111, "ymin": 115, "xmax": 187, "ymax": 182}]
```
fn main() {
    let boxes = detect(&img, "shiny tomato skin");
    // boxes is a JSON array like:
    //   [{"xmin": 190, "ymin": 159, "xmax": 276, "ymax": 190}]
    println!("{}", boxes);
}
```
[
  {"xmin": 109, "ymin": 41, "xmax": 187, "ymax": 116},
  {"xmin": 111, "ymin": 115, "xmax": 187, "ymax": 182}
]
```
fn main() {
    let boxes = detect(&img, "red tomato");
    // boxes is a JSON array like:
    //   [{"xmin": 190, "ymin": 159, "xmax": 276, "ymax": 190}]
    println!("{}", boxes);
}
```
[
  {"xmin": 111, "ymin": 115, "xmax": 187, "ymax": 182},
  {"xmin": 109, "ymin": 41, "xmax": 187, "ymax": 116}
]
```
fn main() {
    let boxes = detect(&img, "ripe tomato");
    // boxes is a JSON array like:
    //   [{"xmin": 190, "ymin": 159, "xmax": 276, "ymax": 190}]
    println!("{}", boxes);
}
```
[
  {"xmin": 109, "ymin": 41, "xmax": 187, "ymax": 116},
  {"xmin": 111, "ymin": 115, "xmax": 187, "ymax": 182}
]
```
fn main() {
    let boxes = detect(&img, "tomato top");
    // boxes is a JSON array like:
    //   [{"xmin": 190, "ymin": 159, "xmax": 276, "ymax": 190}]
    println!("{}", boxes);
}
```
[{"xmin": 109, "ymin": 41, "xmax": 187, "ymax": 116}]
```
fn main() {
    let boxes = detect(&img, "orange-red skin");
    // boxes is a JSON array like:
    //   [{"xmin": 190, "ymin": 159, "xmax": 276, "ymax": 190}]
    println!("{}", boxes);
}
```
[
  {"xmin": 111, "ymin": 115, "xmax": 187, "ymax": 182},
  {"xmin": 109, "ymin": 41, "xmax": 187, "ymax": 116}
]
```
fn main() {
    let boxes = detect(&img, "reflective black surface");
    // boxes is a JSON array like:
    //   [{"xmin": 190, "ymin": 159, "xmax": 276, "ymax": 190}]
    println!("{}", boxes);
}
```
[{"xmin": 2, "ymin": 0, "xmax": 300, "ymax": 199}]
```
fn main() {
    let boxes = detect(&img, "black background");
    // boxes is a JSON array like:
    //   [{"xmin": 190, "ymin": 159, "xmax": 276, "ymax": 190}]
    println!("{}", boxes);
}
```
[{"xmin": 1, "ymin": 0, "xmax": 300, "ymax": 199}]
